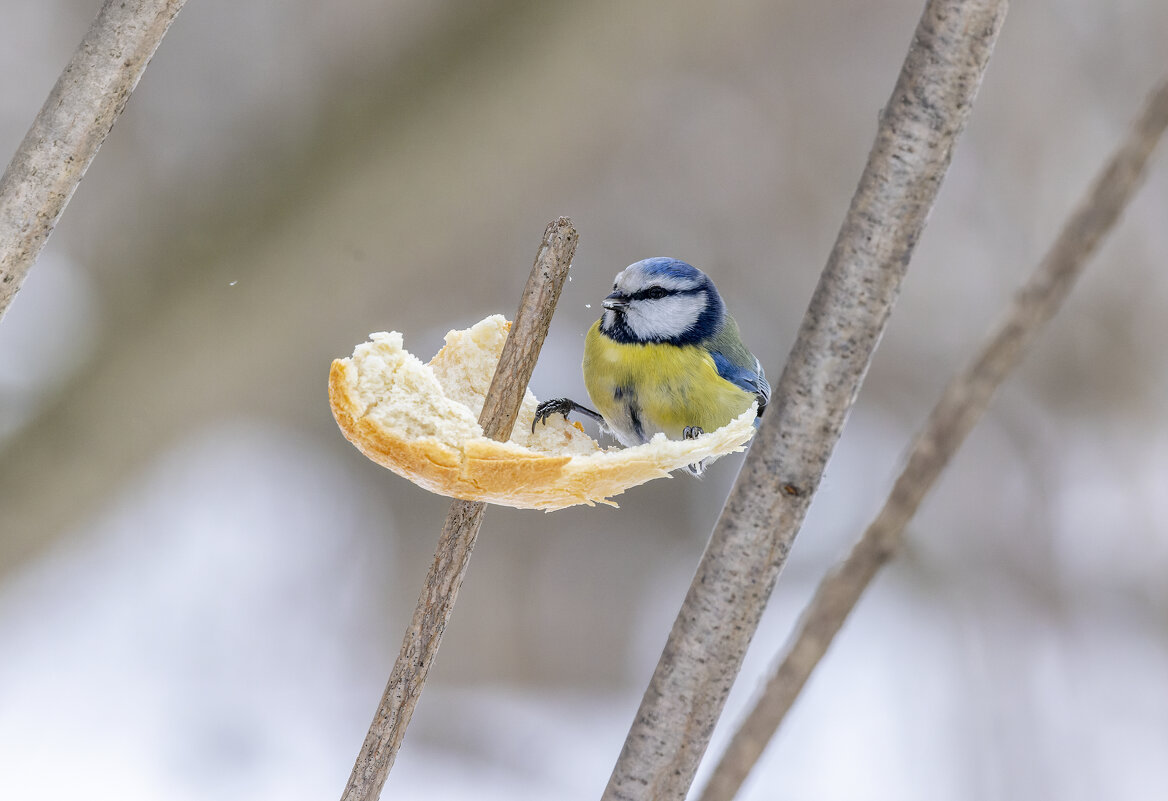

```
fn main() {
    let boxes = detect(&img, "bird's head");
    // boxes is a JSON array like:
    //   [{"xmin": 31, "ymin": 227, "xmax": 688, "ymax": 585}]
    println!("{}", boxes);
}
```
[{"xmin": 599, "ymin": 257, "xmax": 725, "ymax": 345}]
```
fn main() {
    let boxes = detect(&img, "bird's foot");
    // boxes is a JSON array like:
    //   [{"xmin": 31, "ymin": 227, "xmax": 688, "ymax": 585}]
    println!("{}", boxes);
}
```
[
  {"xmin": 533, "ymin": 398, "xmax": 575, "ymax": 431},
  {"xmin": 683, "ymin": 426, "xmax": 707, "ymax": 476},
  {"xmin": 532, "ymin": 398, "xmax": 605, "ymax": 432}
]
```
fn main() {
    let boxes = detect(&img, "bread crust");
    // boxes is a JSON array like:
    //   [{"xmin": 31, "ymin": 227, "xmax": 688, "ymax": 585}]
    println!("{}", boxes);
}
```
[{"xmin": 328, "ymin": 316, "xmax": 756, "ymax": 510}]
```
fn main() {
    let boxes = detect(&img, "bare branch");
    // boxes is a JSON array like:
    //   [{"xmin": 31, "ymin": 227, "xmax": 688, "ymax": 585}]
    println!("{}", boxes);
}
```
[
  {"xmin": 698, "ymin": 78, "xmax": 1168, "ymax": 801},
  {"xmin": 340, "ymin": 217, "xmax": 578, "ymax": 801},
  {"xmin": 0, "ymin": 0, "xmax": 187, "ymax": 321},
  {"xmin": 600, "ymin": 2, "xmax": 1009, "ymax": 799}
]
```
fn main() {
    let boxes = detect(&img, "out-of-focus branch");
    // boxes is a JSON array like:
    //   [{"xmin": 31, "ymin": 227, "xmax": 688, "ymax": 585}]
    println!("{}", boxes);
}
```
[
  {"xmin": 697, "ymin": 78, "xmax": 1168, "ymax": 801},
  {"xmin": 339, "ymin": 217, "xmax": 578, "ymax": 801},
  {"xmin": 600, "ymin": 2, "xmax": 1009, "ymax": 800},
  {"xmin": 0, "ymin": 0, "xmax": 187, "ymax": 321}
]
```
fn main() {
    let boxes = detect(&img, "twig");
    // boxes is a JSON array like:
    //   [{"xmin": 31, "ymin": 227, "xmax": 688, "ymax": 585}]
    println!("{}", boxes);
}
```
[
  {"xmin": 600, "ymin": 2, "xmax": 1008, "ymax": 799},
  {"xmin": 0, "ymin": 0, "xmax": 186, "ymax": 322},
  {"xmin": 339, "ymin": 217, "xmax": 578, "ymax": 801},
  {"xmin": 697, "ymin": 78, "xmax": 1168, "ymax": 801}
]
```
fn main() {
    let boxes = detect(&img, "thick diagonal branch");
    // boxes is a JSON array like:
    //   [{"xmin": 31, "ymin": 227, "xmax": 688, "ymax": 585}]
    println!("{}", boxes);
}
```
[
  {"xmin": 696, "ymin": 78, "xmax": 1168, "ymax": 801},
  {"xmin": 600, "ymin": 2, "xmax": 1009, "ymax": 800},
  {"xmin": 339, "ymin": 217, "xmax": 577, "ymax": 801},
  {"xmin": 0, "ymin": 0, "xmax": 187, "ymax": 321}
]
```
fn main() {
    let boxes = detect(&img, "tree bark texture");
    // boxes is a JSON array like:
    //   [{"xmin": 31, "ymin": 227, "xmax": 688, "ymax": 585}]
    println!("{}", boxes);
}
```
[
  {"xmin": 340, "ymin": 217, "xmax": 577, "ymax": 801},
  {"xmin": 601, "ymin": 2, "xmax": 1010, "ymax": 799},
  {"xmin": 0, "ymin": 0, "xmax": 187, "ymax": 321},
  {"xmin": 697, "ymin": 77, "xmax": 1168, "ymax": 801}
]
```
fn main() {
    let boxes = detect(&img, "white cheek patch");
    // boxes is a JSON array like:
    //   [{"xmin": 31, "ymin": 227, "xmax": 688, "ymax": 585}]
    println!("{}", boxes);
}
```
[{"xmin": 626, "ymin": 292, "xmax": 706, "ymax": 340}]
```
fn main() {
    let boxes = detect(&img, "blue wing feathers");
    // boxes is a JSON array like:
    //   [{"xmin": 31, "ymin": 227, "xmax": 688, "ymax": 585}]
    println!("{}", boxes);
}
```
[{"xmin": 711, "ymin": 351, "xmax": 770, "ymax": 416}]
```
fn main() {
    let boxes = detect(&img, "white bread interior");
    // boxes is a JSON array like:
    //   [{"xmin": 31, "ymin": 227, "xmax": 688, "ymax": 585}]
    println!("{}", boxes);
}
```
[{"xmin": 329, "ymin": 315, "xmax": 757, "ymax": 510}]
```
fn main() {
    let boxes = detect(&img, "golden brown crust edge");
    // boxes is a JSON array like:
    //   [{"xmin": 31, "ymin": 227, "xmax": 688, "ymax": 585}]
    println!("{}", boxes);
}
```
[{"xmin": 329, "ymin": 358, "xmax": 582, "ymax": 507}]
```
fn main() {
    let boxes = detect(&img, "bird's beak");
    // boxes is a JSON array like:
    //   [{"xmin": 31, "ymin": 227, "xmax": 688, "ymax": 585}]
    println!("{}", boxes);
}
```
[{"xmin": 602, "ymin": 291, "xmax": 629, "ymax": 311}]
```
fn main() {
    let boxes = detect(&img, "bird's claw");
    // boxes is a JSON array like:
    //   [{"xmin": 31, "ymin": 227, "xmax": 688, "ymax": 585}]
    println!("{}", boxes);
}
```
[
  {"xmin": 683, "ymin": 426, "xmax": 707, "ymax": 476},
  {"xmin": 533, "ymin": 397, "xmax": 576, "ymax": 432}
]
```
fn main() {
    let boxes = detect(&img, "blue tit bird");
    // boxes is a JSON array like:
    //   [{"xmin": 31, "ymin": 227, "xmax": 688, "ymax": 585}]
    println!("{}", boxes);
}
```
[{"xmin": 534, "ymin": 257, "xmax": 770, "ymax": 475}]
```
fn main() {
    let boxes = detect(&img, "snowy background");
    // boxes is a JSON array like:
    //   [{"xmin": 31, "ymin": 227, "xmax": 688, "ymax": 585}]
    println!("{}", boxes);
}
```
[{"xmin": 1, "ymin": 1, "xmax": 1167, "ymax": 799}]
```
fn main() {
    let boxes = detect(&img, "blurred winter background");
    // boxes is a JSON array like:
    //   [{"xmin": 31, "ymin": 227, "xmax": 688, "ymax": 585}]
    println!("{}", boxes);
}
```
[{"xmin": 1, "ymin": 1, "xmax": 1166, "ymax": 799}]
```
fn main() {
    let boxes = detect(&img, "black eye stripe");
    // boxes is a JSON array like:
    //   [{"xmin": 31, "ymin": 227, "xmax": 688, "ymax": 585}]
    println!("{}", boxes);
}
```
[{"xmin": 628, "ymin": 286, "xmax": 702, "ymax": 301}]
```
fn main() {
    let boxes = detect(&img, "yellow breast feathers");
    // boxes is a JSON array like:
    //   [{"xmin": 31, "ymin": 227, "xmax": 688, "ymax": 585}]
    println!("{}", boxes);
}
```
[{"xmin": 582, "ymin": 321, "xmax": 755, "ymax": 442}]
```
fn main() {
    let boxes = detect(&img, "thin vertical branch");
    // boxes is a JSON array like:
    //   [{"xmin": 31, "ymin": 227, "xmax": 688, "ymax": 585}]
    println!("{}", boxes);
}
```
[
  {"xmin": 0, "ymin": 0, "xmax": 187, "ymax": 322},
  {"xmin": 697, "ymin": 78, "xmax": 1168, "ymax": 801},
  {"xmin": 340, "ymin": 217, "xmax": 578, "ymax": 801},
  {"xmin": 601, "ymin": 2, "xmax": 1009, "ymax": 799}
]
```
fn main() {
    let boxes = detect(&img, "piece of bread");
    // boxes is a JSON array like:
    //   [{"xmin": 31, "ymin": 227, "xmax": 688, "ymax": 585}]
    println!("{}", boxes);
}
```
[{"xmin": 328, "ymin": 315, "xmax": 757, "ymax": 510}]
